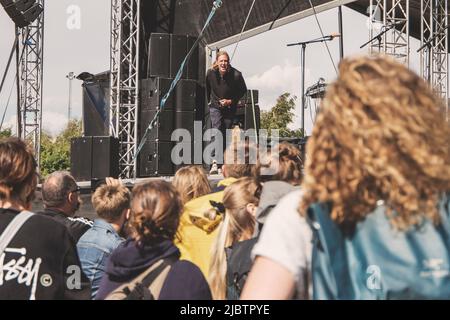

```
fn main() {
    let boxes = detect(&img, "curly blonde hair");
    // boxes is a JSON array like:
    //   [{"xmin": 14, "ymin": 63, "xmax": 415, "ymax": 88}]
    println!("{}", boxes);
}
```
[{"xmin": 300, "ymin": 55, "xmax": 450, "ymax": 230}]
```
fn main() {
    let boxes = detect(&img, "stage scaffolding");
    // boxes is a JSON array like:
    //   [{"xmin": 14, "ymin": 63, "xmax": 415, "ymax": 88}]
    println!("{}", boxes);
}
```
[
  {"xmin": 420, "ymin": 0, "xmax": 449, "ymax": 120},
  {"xmin": 368, "ymin": 0, "xmax": 410, "ymax": 65},
  {"xmin": 109, "ymin": 0, "xmax": 141, "ymax": 179},
  {"xmin": 17, "ymin": 0, "xmax": 45, "ymax": 167}
]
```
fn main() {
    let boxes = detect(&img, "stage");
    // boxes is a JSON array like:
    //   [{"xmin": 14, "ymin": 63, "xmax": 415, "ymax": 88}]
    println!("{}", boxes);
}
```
[{"xmin": 32, "ymin": 174, "xmax": 225, "ymax": 220}]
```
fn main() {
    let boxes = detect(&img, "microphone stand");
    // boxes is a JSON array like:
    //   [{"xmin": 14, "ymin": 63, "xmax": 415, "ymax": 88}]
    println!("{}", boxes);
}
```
[
  {"xmin": 360, "ymin": 24, "xmax": 396, "ymax": 51},
  {"xmin": 287, "ymin": 36, "xmax": 335, "ymax": 135},
  {"xmin": 417, "ymin": 25, "xmax": 449, "ymax": 83}
]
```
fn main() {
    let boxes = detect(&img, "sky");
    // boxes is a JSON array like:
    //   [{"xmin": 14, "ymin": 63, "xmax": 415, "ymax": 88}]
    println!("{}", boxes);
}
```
[{"xmin": 1, "ymin": 1, "xmax": 422, "ymax": 136}]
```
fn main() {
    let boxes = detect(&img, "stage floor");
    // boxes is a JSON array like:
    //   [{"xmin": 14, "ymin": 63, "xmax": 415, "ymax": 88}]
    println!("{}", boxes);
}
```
[{"xmin": 32, "ymin": 174, "xmax": 224, "ymax": 220}]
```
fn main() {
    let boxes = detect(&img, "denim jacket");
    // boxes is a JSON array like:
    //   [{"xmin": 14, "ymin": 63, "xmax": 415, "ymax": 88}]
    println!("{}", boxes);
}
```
[{"xmin": 77, "ymin": 219, "xmax": 124, "ymax": 299}]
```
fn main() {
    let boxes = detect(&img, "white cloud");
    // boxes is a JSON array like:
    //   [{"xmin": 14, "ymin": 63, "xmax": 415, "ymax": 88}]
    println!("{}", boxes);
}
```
[
  {"xmin": 245, "ymin": 61, "xmax": 316, "ymax": 133},
  {"xmin": 4, "ymin": 111, "xmax": 70, "ymax": 137},
  {"xmin": 245, "ymin": 60, "xmax": 313, "ymax": 111},
  {"xmin": 42, "ymin": 111, "xmax": 70, "ymax": 136}
]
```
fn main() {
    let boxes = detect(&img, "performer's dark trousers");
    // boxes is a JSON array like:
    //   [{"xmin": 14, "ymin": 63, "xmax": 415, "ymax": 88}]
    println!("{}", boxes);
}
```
[{"xmin": 210, "ymin": 106, "xmax": 236, "ymax": 164}]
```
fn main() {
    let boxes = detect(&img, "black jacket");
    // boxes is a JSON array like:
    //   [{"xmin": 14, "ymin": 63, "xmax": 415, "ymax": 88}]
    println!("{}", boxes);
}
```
[
  {"xmin": 206, "ymin": 66, "xmax": 247, "ymax": 110},
  {"xmin": 38, "ymin": 208, "xmax": 92, "ymax": 243},
  {"xmin": 96, "ymin": 239, "xmax": 212, "ymax": 300},
  {"xmin": 0, "ymin": 208, "xmax": 91, "ymax": 300}
]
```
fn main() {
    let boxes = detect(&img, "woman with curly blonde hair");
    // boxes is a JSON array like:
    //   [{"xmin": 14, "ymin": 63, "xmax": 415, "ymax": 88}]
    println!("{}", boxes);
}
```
[
  {"xmin": 96, "ymin": 180, "xmax": 212, "ymax": 300},
  {"xmin": 300, "ymin": 55, "xmax": 450, "ymax": 229},
  {"xmin": 301, "ymin": 55, "xmax": 450, "ymax": 299},
  {"xmin": 242, "ymin": 55, "xmax": 450, "ymax": 300}
]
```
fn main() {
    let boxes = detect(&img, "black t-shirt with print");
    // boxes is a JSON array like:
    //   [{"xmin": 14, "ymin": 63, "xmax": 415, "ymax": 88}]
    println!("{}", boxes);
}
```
[{"xmin": 0, "ymin": 208, "xmax": 91, "ymax": 300}]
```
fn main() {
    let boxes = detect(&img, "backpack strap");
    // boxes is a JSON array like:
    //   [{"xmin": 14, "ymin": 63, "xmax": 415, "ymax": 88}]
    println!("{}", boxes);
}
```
[
  {"xmin": 0, "ymin": 210, "xmax": 34, "ymax": 257},
  {"xmin": 138, "ymin": 257, "xmax": 176, "ymax": 299},
  {"xmin": 106, "ymin": 256, "xmax": 177, "ymax": 300}
]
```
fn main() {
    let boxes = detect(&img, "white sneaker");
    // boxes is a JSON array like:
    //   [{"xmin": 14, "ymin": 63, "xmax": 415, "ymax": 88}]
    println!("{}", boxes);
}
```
[{"xmin": 209, "ymin": 160, "xmax": 218, "ymax": 175}]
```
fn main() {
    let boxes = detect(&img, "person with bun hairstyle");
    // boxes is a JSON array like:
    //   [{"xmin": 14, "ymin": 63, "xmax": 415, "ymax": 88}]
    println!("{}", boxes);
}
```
[
  {"xmin": 0, "ymin": 137, "xmax": 90, "ymax": 300},
  {"xmin": 96, "ymin": 180, "xmax": 211, "ymax": 300}
]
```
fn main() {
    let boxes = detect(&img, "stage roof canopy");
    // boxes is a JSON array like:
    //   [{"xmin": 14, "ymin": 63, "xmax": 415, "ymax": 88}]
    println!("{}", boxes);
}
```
[{"xmin": 167, "ymin": 0, "xmax": 443, "ymax": 50}]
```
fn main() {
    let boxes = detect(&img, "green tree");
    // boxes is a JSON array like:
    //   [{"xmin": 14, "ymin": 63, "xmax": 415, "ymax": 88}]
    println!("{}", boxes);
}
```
[
  {"xmin": 260, "ymin": 93, "xmax": 304, "ymax": 138},
  {"xmin": 0, "ymin": 127, "xmax": 12, "ymax": 139},
  {"xmin": 40, "ymin": 120, "xmax": 82, "ymax": 177}
]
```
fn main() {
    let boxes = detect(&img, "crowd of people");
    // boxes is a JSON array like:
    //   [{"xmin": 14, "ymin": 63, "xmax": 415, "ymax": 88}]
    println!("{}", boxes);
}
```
[{"xmin": 1, "ymin": 55, "xmax": 450, "ymax": 300}]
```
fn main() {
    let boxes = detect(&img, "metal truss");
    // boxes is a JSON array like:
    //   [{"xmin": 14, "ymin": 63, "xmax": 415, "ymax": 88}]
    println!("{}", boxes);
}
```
[
  {"xmin": 18, "ymin": 0, "xmax": 44, "ymax": 167},
  {"xmin": 369, "ymin": 0, "xmax": 410, "ymax": 65},
  {"xmin": 110, "ymin": 0, "xmax": 141, "ymax": 179},
  {"xmin": 420, "ymin": 0, "xmax": 448, "ymax": 119}
]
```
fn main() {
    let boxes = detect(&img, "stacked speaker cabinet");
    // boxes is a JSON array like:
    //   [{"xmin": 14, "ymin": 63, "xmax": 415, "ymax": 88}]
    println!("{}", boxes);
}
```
[
  {"xmin": 70, "ymin": 137, "xmax": 93, "ymax": 182},
  {"xmin": 147, "ymin": 33, "xmax": 198, "ymax": 80},
  {"xmin": 138, "ymin": 77, "xmax": 202, "ymax": 177},
  {"xmin": 236, "ymin": 90, "xmax": 261, "ymax": 131},
  {"xmin": 70, "ymin": 136, "xmax": 119, "ymax": 181},
  {"xmin": 142, "ymin": 32, "xmax": 202, "ymax": 177},
  {"xmin": 0, "ymin": 0, "xmax": 43, "ymax": 27}
]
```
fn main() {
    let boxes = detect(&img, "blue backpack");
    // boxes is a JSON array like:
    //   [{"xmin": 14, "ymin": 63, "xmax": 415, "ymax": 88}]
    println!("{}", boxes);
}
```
[{"xmin": 307, "ymin": 194, "xmax": 450, "ymax": 299}]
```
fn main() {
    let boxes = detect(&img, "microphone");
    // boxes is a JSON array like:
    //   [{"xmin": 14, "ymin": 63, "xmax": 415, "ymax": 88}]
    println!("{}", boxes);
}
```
[
  {"xmin": 329, "ymin": 32, "xmax": 341, "ymax": 39},
  {"xmin": 321, "ymin": 33, "xmax": 340, "ymax": 40}
]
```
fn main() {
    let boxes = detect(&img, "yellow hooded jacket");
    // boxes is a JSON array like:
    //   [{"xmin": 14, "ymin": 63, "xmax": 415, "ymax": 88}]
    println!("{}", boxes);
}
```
[{"xmin": 175, "ymin": 177, "xmax": 236, "ymax": 278}]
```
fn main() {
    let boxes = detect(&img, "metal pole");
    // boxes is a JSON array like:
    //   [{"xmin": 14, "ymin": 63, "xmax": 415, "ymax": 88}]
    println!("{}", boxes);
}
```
[
  {"xmin": 338, "ymin": 6, "xmax": 344, "ymax": 59},
  {"xmin": 301, "ymin": 43, "xmax": 306, "ymax": 135},
  {"xmin": 16, "ymin": 27, "xmax": 21, "ymax": 137},
  {"xmin": 66, "ymin": 72, "xmax": 74, "ymax": 122}
]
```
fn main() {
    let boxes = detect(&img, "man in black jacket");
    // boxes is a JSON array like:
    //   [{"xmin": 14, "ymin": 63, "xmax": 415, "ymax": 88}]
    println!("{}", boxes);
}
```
[
  {"xmin": 39, "ymin": 171, "xmax": 92, "ymax": 242},
  {"xmin": 206, "ymin": 51, "xmax": 247, "ymax": 171}
]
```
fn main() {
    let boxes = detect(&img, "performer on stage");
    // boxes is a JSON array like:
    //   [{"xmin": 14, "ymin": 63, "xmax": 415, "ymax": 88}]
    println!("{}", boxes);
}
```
[{"xmin": 206, "ymin": 51, "xmax": 247, "ymax": 171}]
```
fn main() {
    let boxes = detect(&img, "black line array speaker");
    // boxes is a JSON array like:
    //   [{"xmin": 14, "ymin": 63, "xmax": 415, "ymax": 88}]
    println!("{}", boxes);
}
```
[
  {"xmin": 0, "ymin": 0, "xmax": 43, "ymax": 27},
  {"xmin": 238, "ymin": 90, "xmax": 259, "ymax": 105},
  {"xmin": 82, "ymin": 71, "xmax": 110, "ymax": 136},
  {"xmin": 70, "ymin": 136, "xmax": 119, "ymax": 182},
  {"xmin": 138, "ymin": 140, "xmax": 203, "ymax": 177},
  {"xmin": 91, "ymin": 136, "xmax": 119, "ymax": 180},
  {"xmin": 140, "ymin": 109, "xmax": 196, "ymax": 141},
  {"xmin": 147, "ymin": 33, "xmax": 198, "ymax": 80},
  {"xmin": 147, "ymin": 33, "xmax": 170, "ymax": 79},
  {"xmin": 140, "ymin": 77, "xmax": 173, "ymax": 110},
  {"xmin": 138, "ymin": 141, "xmax": 174, "ymax": 176},
  {"xmin": 235, "ymin": 90, "xmax": 260, "ymax": 130},
  {"xmin": 140, "ymin": 77, "xmax": 198, "ymax": 112},
  {"xmin": 71, "ymin": 137, "xmax": 92, "ymax": 182},
  {"xmin": 235, "ymin": 104, "xmax": 261, "ymax": 131},
  {"xmin": 138, "ymin": 76, "xmax": 202, "ymax": 177}
]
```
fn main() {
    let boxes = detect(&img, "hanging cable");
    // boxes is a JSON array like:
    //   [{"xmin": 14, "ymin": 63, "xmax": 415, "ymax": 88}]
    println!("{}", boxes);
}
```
[
  {"xmin": 230, "ymin": 0, "xmax": 257, "ymax": 62},
  {"xmin": 268, "ymin": 0, "xmax": 293, "ymax": 31},
  {"xmin": 135, "ymin": 0, "xmax": 223, "ymax": 160},
  {"xmin": 307, "ymin": 0, "xmax": 338, "ymax": 74},
  {"xmin": 1, "ymin": 29, "xmax": 29, "ymax": 133}
]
